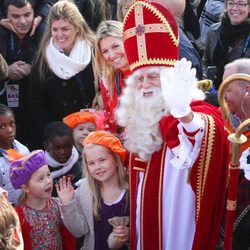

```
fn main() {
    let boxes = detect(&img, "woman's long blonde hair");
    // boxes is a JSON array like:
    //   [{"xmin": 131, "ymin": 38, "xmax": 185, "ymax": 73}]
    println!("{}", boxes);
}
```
[
  {"xmin": 34, "ymin": 0, "xmax": 96, "ymax": 81},
  {"xmin": 83, "ymin": 144, "xmax": 128, "ymax": 220},
  {"xmin": 94, "ymin": 20, "xmax": 124, "ymax": 99}
]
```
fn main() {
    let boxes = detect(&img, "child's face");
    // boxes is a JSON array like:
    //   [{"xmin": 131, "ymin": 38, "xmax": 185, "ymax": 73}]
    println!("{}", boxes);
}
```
[
  {"xmin": 45, "ymin": 135, "xmax": 73, "ymax": 164},
  {"xmin": 0, "ymin": 112, "xmax": 16, "ymax": 150},
  {"xmin": 85, "ymin": 145, "xmax": 118, "ymax": 184},
  {"xmin": 73, "ymin": 122, "xmax": 96, "ymax": 148},
  {"xmin": 23, "ymin": 165, "xmax": 53, "ymax": 200}
]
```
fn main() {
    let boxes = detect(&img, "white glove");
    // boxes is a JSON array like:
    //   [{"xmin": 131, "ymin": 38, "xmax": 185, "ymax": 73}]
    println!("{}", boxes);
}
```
[
  {"xmin": 240, "ymin": 147, "xmax": 250, "ymax": 181},
  {"xmin": 161, "ymin": 58, "xmax": 197, "ymax": 118}
]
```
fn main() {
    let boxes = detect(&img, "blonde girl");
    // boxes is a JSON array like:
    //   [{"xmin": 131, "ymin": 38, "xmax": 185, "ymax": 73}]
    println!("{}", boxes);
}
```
[{"xmin": 56, "ymin": 130, "xmax": 129, "ymax": 250}]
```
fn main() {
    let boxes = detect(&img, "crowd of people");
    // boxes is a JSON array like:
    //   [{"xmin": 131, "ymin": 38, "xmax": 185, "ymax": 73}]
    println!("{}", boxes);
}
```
[{"xmin": 0, "ymin": 0, "xmax": 250, "ymax": 250}]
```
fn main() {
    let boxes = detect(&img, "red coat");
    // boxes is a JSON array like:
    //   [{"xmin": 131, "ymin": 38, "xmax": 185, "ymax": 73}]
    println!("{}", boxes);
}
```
[{"xmin": 128, "ymin": 101, "xmax": 230, "ymax": 250}]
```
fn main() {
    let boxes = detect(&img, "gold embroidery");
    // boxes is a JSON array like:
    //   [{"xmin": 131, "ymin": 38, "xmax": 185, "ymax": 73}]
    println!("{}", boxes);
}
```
[
  {"xmin": 130, "ymin": 58, "xmax": 176, "ymax": 71},
  {"xmin": 158, "ymin": 142, "xmax": 166, "ymax": 250},
  {"xmin": 196, "ymin": 135, "xmax": 205, "ymax": 221},
  {"xmin": 195, "ymin": 114, "xmax": 216, "ymax": 221},
  {"xmin": 140, "ymin": 160, "xmax": 150, "ymax": 250},
  {"xmin": 133, "ymin": 167, "xmax": 145, "ymax": 172},
  {"xmin": 123, "ymin": 1, "xmax": 179, "ymax": 45},
  {"xmin": 135, "ymin": 5, "xmax": 147, "ymax": 61},
  {"xmin": 135, "ymin": 157, "xmax": 147, "ymax": 162},
  {"xmin": 124, "ymin": 23, "xmax": 170, "ymax": 41},
  {"xmin": 202, "ymin": 115, "xmax": 215, "ymax": 195},
  {"xmin": 128, "ymin": 152, "xmax": 133, "ymax": 240}
]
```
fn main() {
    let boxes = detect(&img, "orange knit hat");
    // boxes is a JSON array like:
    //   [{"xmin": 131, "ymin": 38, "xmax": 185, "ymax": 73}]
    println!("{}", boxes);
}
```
[
  {"xmin": 83, "ymin": 131, "xmax": 126, "ymax": 161},
  {"xmin": 63, "ymin": 111, "xmax": 97, "ymax": 129}
]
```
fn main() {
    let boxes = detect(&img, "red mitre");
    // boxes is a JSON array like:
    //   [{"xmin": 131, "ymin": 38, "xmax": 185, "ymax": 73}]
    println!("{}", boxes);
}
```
[{"xmin": 123, "ymin": 0, "xmax": 179, "ymax": 72}]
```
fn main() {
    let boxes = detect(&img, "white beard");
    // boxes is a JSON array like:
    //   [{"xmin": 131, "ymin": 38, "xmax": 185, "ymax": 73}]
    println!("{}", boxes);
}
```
[
  {"xmin": 122, "ymin": 87, "xmax": 168, "ymax": 161},
  {"xmin": 116, "ymin": 65, "xmax": 204, "ymax": 161}
]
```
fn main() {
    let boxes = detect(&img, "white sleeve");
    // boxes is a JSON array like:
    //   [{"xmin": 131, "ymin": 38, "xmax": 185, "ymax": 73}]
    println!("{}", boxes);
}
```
[{"xmin": 171, "ymin": 113, "xmax": 205, "ymax": 169}]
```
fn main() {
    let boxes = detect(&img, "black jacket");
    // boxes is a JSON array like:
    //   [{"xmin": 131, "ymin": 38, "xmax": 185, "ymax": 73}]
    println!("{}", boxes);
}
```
[
  {"xmin": 0, "ymin": 27, "xmax": 40, "ymax": 145},
  {"xmin": 179, "ymin": 28, "xmax": 203, "ymax": 80},
  {"xmin": 29, "ymin": 61, "xmax": 95, "ymax": 146}
]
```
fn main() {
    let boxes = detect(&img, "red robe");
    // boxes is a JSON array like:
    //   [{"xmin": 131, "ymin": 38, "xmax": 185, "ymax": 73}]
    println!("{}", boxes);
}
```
[{"xmin": 128, "ymin": 101, "xmax": 230, "ymax": 250}]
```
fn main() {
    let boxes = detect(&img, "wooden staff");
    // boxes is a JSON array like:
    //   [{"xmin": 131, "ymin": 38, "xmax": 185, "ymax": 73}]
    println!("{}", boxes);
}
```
[{"xmin": 218, "ymin": 73, "xmax": 250, "ymax": 250}]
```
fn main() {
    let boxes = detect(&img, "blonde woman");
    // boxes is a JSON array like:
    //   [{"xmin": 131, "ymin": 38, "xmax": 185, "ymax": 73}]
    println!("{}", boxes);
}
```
[
  {"xmin": 29, "ymin": 0, "xmax": 96, "ymax": 147},
  {"xmin": 94, "ymin": 20, "xmax": 130, "ymax": 134}
]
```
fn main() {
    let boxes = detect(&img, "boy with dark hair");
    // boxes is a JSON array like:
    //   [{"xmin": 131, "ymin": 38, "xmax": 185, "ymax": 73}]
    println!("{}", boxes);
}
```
[
  {"xmin": 44, "ymin": 121, "xmax": 83, "ymax": 197},
  {"xmin": 0, "ymin": 0, "xmax": 47, "ymax": 148},
  {"xmin": 0, "ymin": 0, "xmax": 51, "ymax": 38}
]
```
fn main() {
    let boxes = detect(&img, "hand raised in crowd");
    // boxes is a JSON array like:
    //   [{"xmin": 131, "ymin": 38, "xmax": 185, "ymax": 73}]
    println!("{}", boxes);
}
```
[
  {"xmin": 161, "ymin": 58, "xmax": 197, "ymax": 119},
  {"xmin": 0, "ymin": 18, "xmax": 16, "ymax": 33},
  {"xmin": 30, "ymin": 16, "xmax": 42, "ymax": 36},
  {"xmin": 8, "ymin": 61, "xmax": 28, "ymax": 80},
  {"xmin": 56, "ymin": 176, "xmax": 75, "ymax": 205}
]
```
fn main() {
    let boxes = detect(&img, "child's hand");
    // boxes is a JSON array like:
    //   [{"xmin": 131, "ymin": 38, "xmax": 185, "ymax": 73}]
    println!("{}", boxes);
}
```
[
  {"xmin": 113, "ymin": 225, "xmax": 130, "ymax": 244},
  {"xmin": 56, "ymin": 176, "xmax": 75, "ymax": 205}
]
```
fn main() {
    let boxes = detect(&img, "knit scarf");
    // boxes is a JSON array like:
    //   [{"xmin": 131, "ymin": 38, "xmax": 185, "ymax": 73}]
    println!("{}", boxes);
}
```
[
  {"xmin": 212, "ymin": 15, "xmax": 250, "ymax": 88},
  {"xmin": 221, "ymin": 15, "xmax": 250, "ymax": 47},
  {"xmin": 46, "ymin": 38, "xmax": 92, "ymax": 79},
  {"xmin": 213, "ymin": 15, "xmax": 250, "ymax": 67},
  {"xmin": 45, "ymin": 146, "xmax": 79, "ymax": 179}
]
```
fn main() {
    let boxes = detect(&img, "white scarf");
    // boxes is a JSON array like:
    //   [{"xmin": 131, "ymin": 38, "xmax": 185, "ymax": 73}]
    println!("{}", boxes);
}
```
[
  {"xmin": 46, "ymin": 146, "xmax": 79, "ymax": 179},
  {"xmin": 46, "ymin": 38, "xmax": 92, "ymax": 79}
]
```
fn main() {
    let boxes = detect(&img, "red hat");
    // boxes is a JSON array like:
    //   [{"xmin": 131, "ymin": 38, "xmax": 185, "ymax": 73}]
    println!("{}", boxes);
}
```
[{"xmin": 123, "ymin": 0, "xmax": 179, "ymax": 72}]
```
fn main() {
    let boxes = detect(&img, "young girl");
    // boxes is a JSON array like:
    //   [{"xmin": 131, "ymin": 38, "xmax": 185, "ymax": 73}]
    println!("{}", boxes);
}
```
[
  {"xmin": 63, "ymin": 110, "xmax": 102, "ymax": 157},
  {"xmin": 56, "ymin": 131, "xmax": 129, "ymax": 250},
  {"xmin": 0, "ymin": 104, "xmax": 29, "ymax": 205},
  {"xmin": 9, "ymin": 150, "xmax": 75, "ymax": 250}
]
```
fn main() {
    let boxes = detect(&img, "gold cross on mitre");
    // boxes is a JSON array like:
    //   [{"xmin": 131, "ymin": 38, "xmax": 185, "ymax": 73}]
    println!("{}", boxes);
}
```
[{"xmin": 123, "ymin": 1, "xmax": 179, "ymax": 62}]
